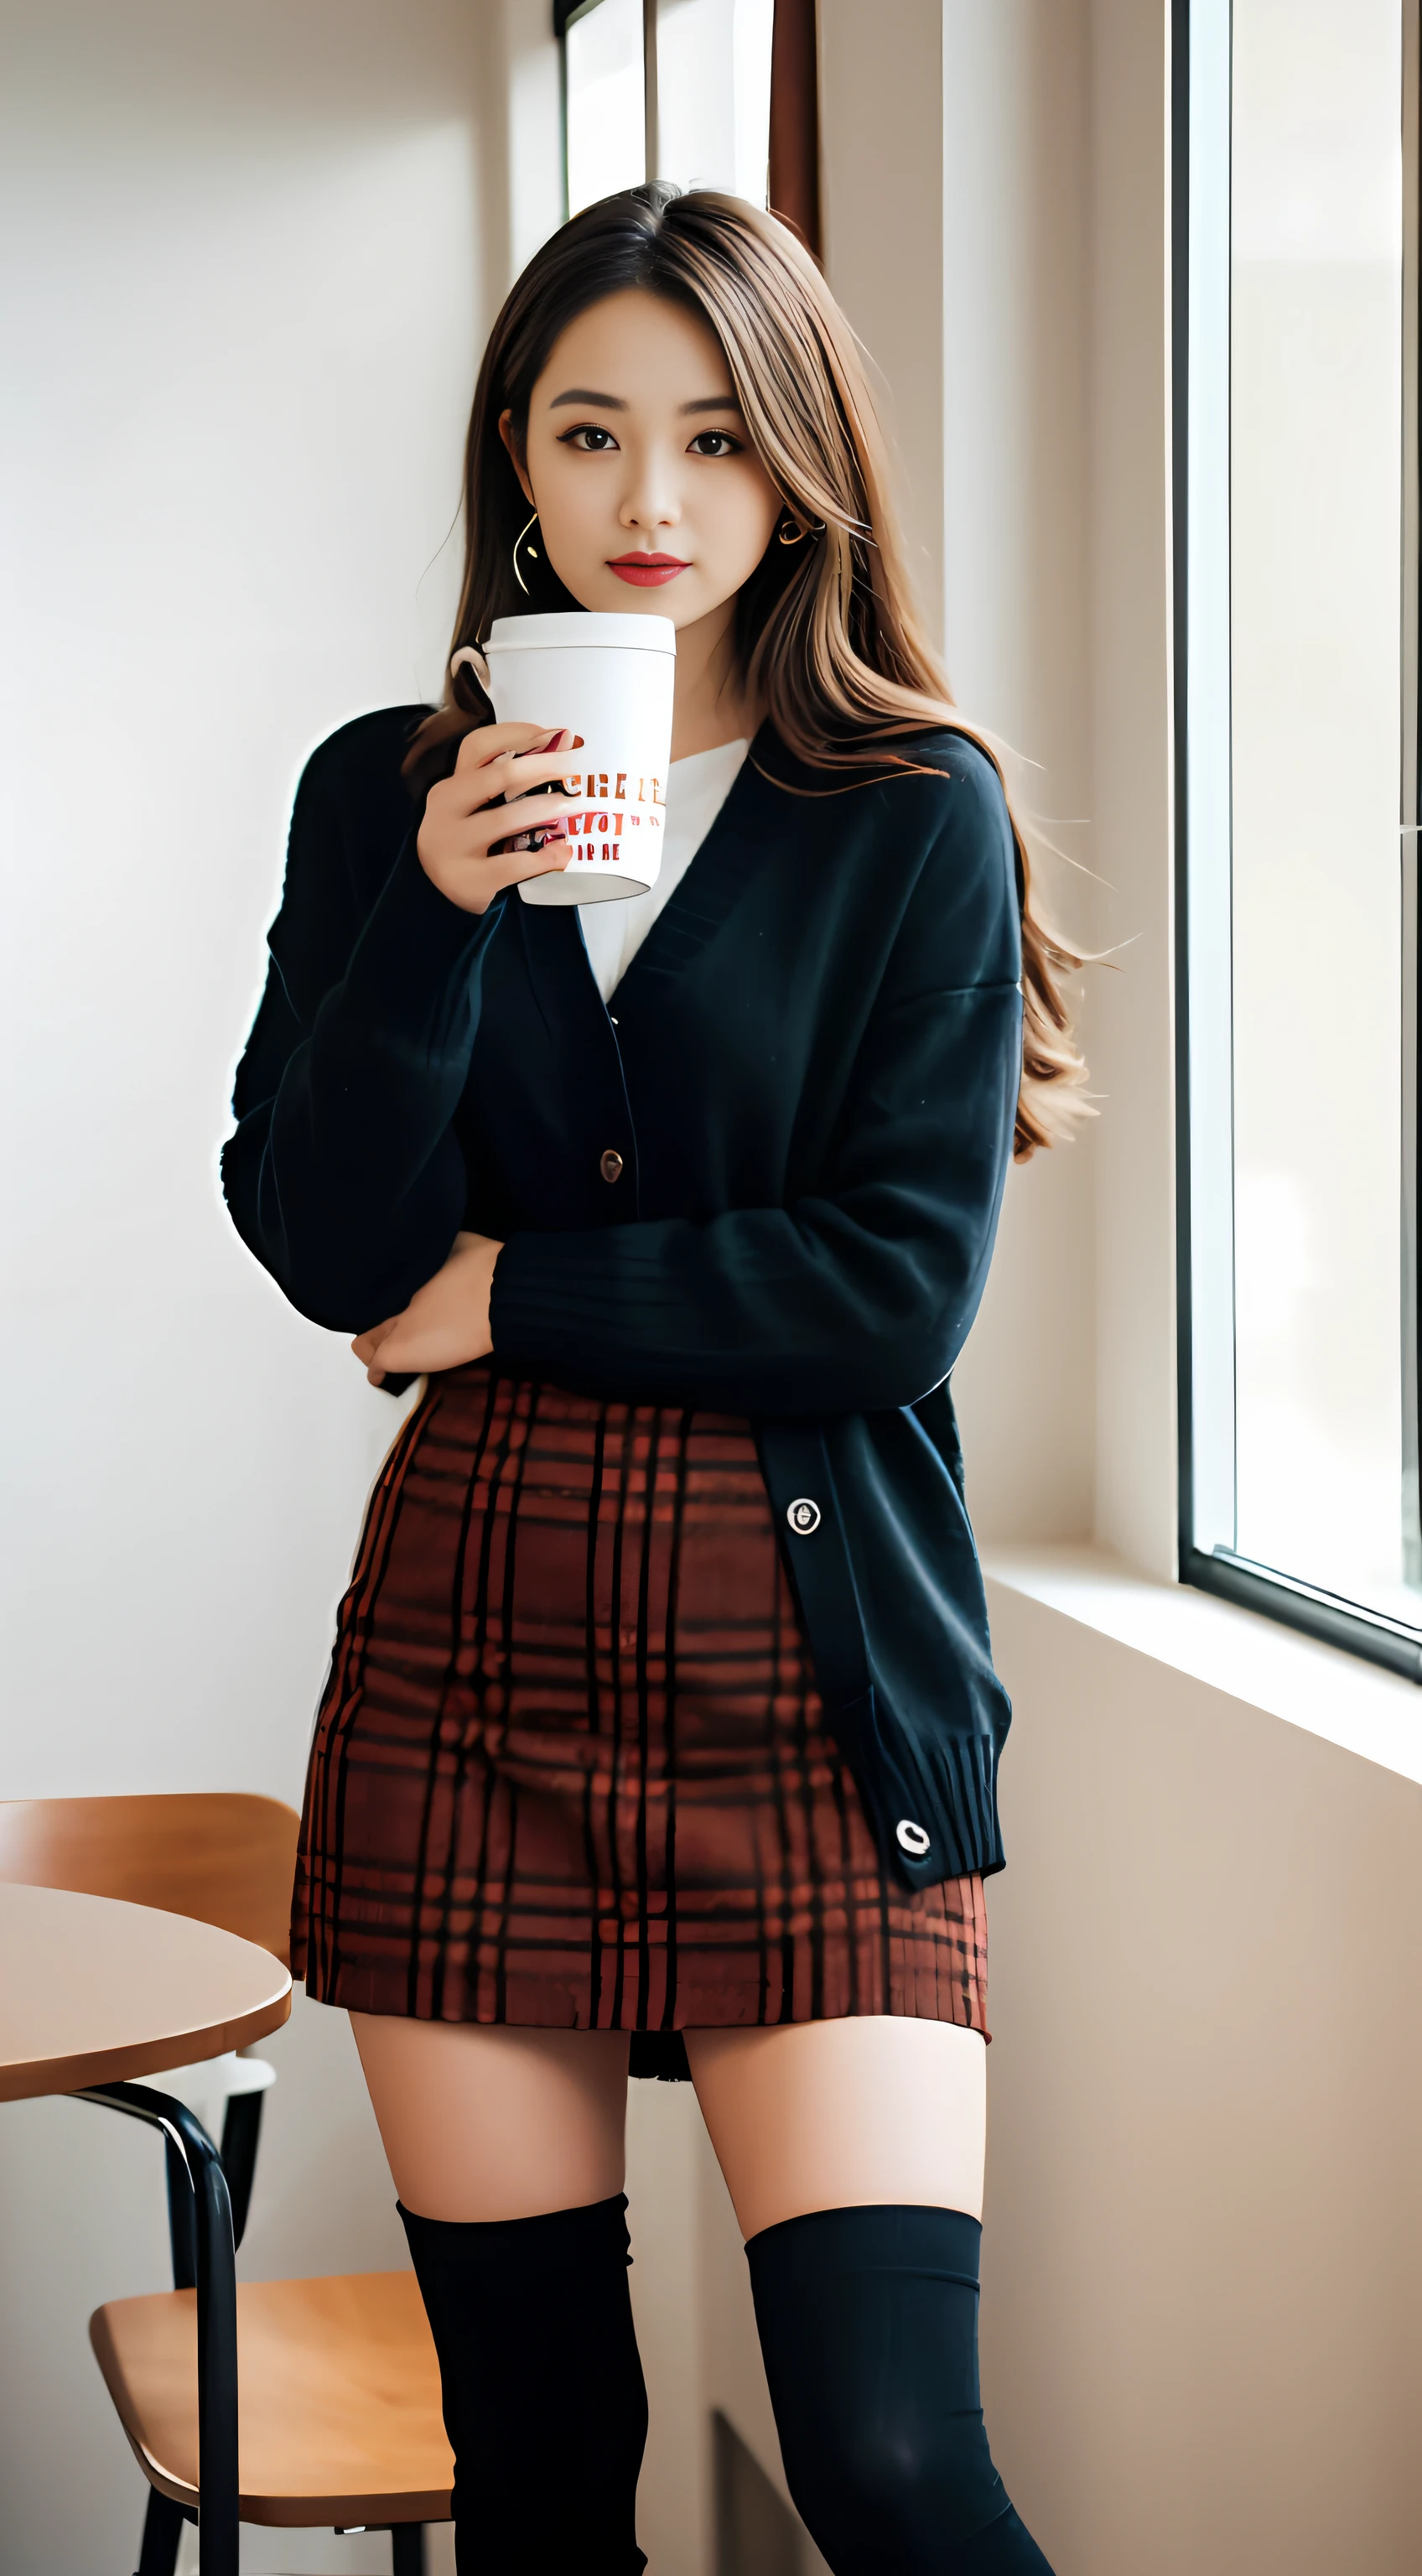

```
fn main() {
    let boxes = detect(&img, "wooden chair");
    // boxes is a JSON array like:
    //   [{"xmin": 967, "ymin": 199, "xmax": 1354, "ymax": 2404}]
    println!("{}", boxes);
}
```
[{"xmin": 0, "ymin": 1795, "xmax": 453, "ymax": 2576}]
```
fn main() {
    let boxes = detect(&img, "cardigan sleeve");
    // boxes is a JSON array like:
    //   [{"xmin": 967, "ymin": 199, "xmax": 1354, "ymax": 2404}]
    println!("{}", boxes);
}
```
[
  {"xmin": 490, "ymin": 757, "xmax": 1025, "ymax": 1415},
  {"xmin": 221, "ymin": 721, "xmax": 507, "ymax": 1332}
]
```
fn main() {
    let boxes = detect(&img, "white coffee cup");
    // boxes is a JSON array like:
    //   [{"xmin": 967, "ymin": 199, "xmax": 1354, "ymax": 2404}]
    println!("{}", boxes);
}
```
[{"xmin": 470, "ymin": 610, "xmax": 676, "ymax": 906}]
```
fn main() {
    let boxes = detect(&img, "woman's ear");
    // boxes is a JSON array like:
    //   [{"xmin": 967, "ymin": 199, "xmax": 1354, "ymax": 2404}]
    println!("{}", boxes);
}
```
[{"xmin": 498, "ymin": 408, "xmax": 535, "ymax": 506}]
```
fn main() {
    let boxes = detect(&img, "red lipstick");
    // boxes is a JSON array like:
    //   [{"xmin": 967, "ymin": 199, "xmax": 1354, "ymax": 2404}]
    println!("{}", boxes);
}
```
[{"xmin": 607, "ymin": 553, "xmax": 689, "ymax": 588}]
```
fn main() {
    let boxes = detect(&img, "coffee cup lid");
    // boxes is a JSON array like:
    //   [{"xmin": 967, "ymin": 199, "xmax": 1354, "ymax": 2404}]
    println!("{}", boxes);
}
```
[{"xmin": 485, "ymin": 611, "xmax": 677, "ymax": 656}]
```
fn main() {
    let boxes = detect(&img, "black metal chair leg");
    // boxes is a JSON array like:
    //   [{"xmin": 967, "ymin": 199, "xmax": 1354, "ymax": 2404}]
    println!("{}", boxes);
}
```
[
  {"xmin": 391, "ymin": 2524, "xmax": 428, "ymax": 2576},
  {"xmin": 164, "ymin": 2133, "xmax": 197, "ymax": 2288},
  {"xmin": 135, "ymin": 2487, "xmax": 184, "ymax": 2576},
  {"xmin": 218, "ymin": 2087, "xmax": 263, "ymax": 2250},
  {"xmin": 79, "ymin": 2084, "xmax": 239, "ymax": 2576}
]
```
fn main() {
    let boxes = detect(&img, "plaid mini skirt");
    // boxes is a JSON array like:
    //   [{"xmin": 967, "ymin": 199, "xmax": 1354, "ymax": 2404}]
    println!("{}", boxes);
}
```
[{"xmin": 292, "ymin": 1363, "xmax": 989, "ymax": 2066}]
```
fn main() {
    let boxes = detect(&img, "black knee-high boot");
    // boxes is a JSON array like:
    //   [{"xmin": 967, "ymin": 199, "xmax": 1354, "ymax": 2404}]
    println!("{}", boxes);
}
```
[
  {"xmin": 399, "ymin": 2194, "xmax": 648, "ymax": 2576},
  {"xmin": 746, "ymin": 2205, "xmax": 1055, "ymax": 2575}
]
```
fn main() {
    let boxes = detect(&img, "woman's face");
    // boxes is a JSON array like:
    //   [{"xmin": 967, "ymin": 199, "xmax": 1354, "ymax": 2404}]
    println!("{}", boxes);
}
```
[{"xmin": 503, "ymin": 288, "xmax": 782, "ymax": 631}]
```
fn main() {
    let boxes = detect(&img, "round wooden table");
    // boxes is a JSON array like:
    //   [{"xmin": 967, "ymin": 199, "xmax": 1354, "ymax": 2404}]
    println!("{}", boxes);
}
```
[
  {"xmin": 0, "ymin": 1879, "xmax": 291, "ymax": 2100},
  {"xmin": 1, "ymin": 1878, "xmax": 293, "ymax": 2573}
]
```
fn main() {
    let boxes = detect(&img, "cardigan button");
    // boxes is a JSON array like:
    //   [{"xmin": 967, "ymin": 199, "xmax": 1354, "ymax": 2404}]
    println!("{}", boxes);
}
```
[
  {"xmin": 786, "ymin": 1498, "xmax": 821, "ymax": 1535},
  {"xmin": 895, "ymin": 1819, "xmax": 931, "ymax": 1857},
  {"xmin": 599, "ymin": 1149, "xmax": 625, "ymax": 1183}
]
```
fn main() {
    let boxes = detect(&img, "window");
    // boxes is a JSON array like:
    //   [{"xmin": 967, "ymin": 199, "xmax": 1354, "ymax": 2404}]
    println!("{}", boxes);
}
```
[
  {"xmin": 558, "ymin": 0, "xmax": 775, "ymax": 216},
  {"xmin": 656, "ymin": 0, "xmax": 774, "ymax": 205},
  {"xmin": 562, "ymin": 0, "xmax": 646, "ymax": 217},
  {"xmin": 1175, "ymin": 0, "xmax": 1422, "ymax": 1673}
]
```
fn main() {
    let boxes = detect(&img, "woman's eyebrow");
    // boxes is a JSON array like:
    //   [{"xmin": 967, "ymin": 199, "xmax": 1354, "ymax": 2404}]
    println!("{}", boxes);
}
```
[
  {"xmin": 544, "ymin": 388, "xmax": 743, "ymax": 415},
  {"xmin": 548, "ymin": 387, "xmax": 628, "ymax": 411}
]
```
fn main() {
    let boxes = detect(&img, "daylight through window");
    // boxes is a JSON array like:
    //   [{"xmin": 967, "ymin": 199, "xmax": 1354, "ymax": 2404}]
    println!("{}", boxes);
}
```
[
  {"xmin": 561, "ymin": 0, "xmax": 774, "ymax": 215},
  {"xmin": 1177, "ymin": 0, "xmax": 1422, "ymax": 1669}
]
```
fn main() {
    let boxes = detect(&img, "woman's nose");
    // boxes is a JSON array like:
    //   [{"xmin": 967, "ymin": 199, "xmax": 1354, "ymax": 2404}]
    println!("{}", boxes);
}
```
[{"xmin": 619, "ymin": 459, "xmax": 681, "ymax": 532}]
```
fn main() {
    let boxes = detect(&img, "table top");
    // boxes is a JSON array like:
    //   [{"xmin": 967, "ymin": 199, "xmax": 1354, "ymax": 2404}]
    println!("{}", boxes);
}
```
[{"xmin": 0, "ymin": 1881, "xmax": 292, "ymax": 2103}]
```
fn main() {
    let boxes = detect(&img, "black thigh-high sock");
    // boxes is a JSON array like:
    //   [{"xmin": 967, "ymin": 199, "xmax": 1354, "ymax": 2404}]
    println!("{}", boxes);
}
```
[
  {"xmin": 399, "ymin": 2194, "xmax": 648, "ymax": 2576},
  {"xmin": 746, "ymin": 2204, "xmax": 1055, "ymax": 2575}
]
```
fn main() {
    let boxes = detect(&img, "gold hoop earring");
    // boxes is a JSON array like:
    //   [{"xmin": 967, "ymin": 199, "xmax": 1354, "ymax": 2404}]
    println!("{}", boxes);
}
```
[
  {"xmin": 513, "ymin": 508, "xmax": 542, "ymax": 594},
  {"xmin": 776, "ymin": 514, "xmax": 807, "ymax": 546}
]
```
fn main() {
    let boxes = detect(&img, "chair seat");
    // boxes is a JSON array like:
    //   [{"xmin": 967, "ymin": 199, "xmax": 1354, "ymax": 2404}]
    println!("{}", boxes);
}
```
[{"xmin": 90, "ymin": 2271, "xmax": 454, "ymax": 2528}]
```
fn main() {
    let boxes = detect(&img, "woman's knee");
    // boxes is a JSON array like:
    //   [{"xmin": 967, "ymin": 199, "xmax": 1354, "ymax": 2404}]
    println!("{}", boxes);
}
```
[
  {"xmin": 746, "ymin": 2205, "xmax": 1055, "ymax": 2575},
  {"xmin": 781, "ymin": 2405, "xmax": 1007, "ymax": 2568}
]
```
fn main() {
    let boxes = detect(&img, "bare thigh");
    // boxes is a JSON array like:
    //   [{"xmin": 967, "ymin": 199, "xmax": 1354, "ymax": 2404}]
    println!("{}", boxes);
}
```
[
  {"xmin": 350, "ymin": 2013, "xmax": 631, "ymax": 2223},
  {"xmin": 684, "ymin": 2018, "xmax": 987, "ymax": 2241}
]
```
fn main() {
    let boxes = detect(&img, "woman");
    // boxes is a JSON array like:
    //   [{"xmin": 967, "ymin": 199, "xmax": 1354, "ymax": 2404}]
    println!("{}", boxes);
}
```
[{"xmin": 225, "ymin": 184, "xmax": 1083, "ymax": 2576}]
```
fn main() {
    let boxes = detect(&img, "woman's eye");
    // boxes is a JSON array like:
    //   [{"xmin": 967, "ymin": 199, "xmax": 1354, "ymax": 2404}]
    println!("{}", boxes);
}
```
[
  {"xmin": 559, "ymin": 423, "xmax": 620, "ymax": 452},
  {"xmin": 688, "ymin": 429, "xmax": 741, "ymax": 458}
]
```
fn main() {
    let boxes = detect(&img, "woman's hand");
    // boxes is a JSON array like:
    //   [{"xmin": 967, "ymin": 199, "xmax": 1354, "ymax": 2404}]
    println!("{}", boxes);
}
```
[
  {"xmin": 418, "ymin": 722, "xmax": 579, "ymax": 912},
  {"xmin": 352, "ymin": 1232, "xmax": 503, "ymax": 1386}
]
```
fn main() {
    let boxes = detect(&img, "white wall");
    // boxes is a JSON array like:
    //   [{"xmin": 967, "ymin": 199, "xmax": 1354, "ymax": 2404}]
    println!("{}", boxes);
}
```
[
  {"xmin": 0, "ymin": 0, "xmax": 485, "ymax": 1812},
  {"xmin": 0, "ymin": 3, "xmax": 487, "ymax": 2566}
]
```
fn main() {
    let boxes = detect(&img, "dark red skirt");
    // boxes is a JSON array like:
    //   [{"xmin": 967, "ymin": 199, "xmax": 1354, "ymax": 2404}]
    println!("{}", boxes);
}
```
[{"xmin": 292, "ymin": 1364, "xmax": 989, "ymax": 2050}]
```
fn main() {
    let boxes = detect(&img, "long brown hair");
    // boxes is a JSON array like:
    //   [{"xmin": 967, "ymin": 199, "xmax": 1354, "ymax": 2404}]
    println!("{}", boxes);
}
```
[{"xmin": 407, "ymin": 184, "xmax": 1087, "ymax": 1157}]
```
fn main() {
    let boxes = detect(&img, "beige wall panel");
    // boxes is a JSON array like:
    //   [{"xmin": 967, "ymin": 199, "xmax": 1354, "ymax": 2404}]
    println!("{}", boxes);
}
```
[
  {"xmin": 1087, "ymin": 0, "xmax": 1179, "ymax": 1576},
  {"xmin": 982, "ymin": 1574, "xmax": 1422, "ymax": 2572},
  {"xmin": 820, "ymin": 0, "xmax": 1098, "ymax": 1550}
]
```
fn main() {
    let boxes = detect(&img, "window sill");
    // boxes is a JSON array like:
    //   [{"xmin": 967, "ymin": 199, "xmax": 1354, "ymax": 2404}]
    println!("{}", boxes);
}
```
[{"xmin": 981, "ymin": 1544, "xmax": 1422, "ymax": 1791}]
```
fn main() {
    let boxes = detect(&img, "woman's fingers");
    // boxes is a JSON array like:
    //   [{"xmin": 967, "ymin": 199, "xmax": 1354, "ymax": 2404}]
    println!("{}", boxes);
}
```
[
  {"xmin": 455, "ymin": 806, "xmax": 573, "ymax": 869},
  {"xmin": 496, "ymin": 826, "xmax": 568, "ymax": 859},
  {"xmin": 364, "ymin": 1311, "xmax": 430, "ymax": 1370},
  {"xmin": 352, "ymin": 1318, "xmax": 399, "ymax": 1366},
  {"xmin": 449, "ymin": 725, "xmax": 574, "ymax": 800},
  {"xmin": 451, "ymin": 719, "xmax": 584, "ymax": 776},
  {"xmin": 418, "ymin": 720, "xmax": 580, "ymax": 910},
  {"xmin": 452, "ymin": 719, "xmax": 562, "ymax": 775},
  {"xmin": 348, "ymin": 1232, "xmax": 501, "ymax": 1380},
  {"xmin": 442, "ymin": 747, "xmax": 579, "ymax": 823}
]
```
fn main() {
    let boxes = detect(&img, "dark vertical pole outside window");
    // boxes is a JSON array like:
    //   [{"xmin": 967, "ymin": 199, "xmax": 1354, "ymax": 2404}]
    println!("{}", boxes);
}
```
[
  {"xmin": 1171, "ymin": 0, "xmax": 1196, "ymax": 1613},
  {"xmin": 557, "ymin": 8, "xmax": 571, "ymax": 221},
  {"xmin": 643, "ymin": 0, "xmax": 659, "ymax": 187},
  {"xmin": 553, "ymin": 0, "xmax": 582, "ymax": 221},
  {"xmin": 768, "ymin": 0, "xmax": 821, "ymax": 258}
]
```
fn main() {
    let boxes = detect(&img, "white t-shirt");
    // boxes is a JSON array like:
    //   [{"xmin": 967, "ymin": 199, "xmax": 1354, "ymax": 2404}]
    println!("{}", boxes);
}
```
[{"xmin": 579, "ymin": 736, "xmax": 750, "ymax": 1005}]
